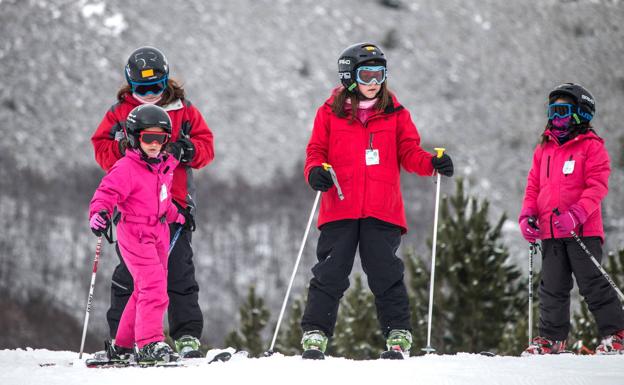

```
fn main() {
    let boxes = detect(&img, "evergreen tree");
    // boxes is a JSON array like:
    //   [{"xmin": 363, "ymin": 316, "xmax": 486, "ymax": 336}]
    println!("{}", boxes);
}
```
[
  {"xmin": 224, "ymin": 285, "xmax": 270, "ymax": 357},
  {"xmin": 331, "ymin": 275, "xmax": 385, "ymax": 359},
  {"xmin": 405, "ymin": 178, "xmax": 525, "ymax": 354}
]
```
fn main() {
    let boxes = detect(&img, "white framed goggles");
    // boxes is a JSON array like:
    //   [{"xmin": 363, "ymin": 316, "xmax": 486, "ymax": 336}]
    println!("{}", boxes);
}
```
[{"xmin": 356, "ymin": 66, "xmax": 386, "ymax": 85}]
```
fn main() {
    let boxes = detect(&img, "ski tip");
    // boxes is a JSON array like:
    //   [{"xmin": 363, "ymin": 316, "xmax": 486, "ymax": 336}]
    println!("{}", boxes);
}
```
[{"xmin": 479, "ymin": 351, "xmax": 496, "ymax": 357}]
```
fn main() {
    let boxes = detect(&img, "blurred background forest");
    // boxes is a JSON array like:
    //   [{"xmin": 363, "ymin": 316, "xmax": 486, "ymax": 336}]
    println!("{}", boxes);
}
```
[{"xmin": 0, "ymin": 0, "xmax": 623, "ymax": 353}]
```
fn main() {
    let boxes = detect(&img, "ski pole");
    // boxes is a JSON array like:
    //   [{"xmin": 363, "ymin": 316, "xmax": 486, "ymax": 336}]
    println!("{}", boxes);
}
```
[
  {"xmin": 423, "ymin": 147, "xmax": 445, "ymax": 354},
  {"xmin": 527, "ymin": 217, "xmax": 539, "ymax": 344},
  {"xmin": 169, "ymin": 225, "xmax": 183, "ymax": 256},
  {"xmin": 553, "ymin": 208, "xmax": 624, "ymax": 302},
  {"xmin": 79, "ymin": 236, "xmax": 103, "ymax": 359},
  {"xmin": 266, "ymin": 190, "xmax": 321, "ymax": 355},
  {"xmin": 266, "ymin": 163, "xmax": 337, "ymax": 355}
]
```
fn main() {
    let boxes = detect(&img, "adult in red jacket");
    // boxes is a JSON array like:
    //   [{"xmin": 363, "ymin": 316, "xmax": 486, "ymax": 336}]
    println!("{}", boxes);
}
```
[
  {"xmin": 91, "ymin": 47, "xmax": 214, "ymax": 359},
  {"xmin": 519, "ymin": 83, "xmax": 624, "ymax": 355},
  {"xmin": 299, "ymin": 43, "xmax": 454, "ymax": 358}
]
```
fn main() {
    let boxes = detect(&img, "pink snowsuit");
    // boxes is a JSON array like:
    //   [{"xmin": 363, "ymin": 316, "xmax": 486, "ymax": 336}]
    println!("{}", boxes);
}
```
[
  {"xmin": 90, "ymin": 149, "xmax": 180, "ymax": 349},
  {"xmin": 519, "ymin": 130, "xmax": 609, "ymax": 240}
]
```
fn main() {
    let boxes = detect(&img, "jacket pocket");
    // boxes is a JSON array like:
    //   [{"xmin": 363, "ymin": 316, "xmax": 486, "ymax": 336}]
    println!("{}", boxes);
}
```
[{"xmin": 366, "ymin": 164, "xmax": 400, "ymax": 212}]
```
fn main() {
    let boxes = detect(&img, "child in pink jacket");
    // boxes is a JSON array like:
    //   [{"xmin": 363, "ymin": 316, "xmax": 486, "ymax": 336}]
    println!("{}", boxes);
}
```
[
  {"xmin": 89, "ymin": 104, "xmax": 186, "ymax": 364},
  {"xmin": 519, "ymin": 83, "xmax": 624, "ymax": 355}
]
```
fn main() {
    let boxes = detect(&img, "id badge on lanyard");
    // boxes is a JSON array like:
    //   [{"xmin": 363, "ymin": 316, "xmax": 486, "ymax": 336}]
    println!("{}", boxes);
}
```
[{"xmin": 365, "ymin": 133, "xmax": 380, "ymax": 166}]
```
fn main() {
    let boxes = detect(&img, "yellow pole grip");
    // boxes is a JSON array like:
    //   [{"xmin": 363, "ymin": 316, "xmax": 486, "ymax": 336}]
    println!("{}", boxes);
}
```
[
  {"xmin": 322, "ymin": 162, "xmax": 332, "ymax": 171},
  {"xmin": 434, "ymin": 148, "xmax": 446, "ymax": 158}
]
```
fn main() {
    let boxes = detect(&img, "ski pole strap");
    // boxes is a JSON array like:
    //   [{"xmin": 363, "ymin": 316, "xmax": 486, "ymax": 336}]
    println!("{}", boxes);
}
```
[{"xmin": 322, "ymin": 163, "xmax": 344, "ymax": 200}]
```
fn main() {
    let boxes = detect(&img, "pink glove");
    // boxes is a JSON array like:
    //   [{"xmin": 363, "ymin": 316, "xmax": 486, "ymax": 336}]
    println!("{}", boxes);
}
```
[
  {"xmin": 90, "ymin": 211, "xmax": 110, "ymax": 236},
  {"xmin": 519, "ymin": 216, "xmax": 539, "ymax": 243},
  {"xmin": 553, "ymin": 205, "xmax": 587, "ymax": 234},
  {"xmin": 175, "ymin": 213, "xmax": 186, "ymax": 225}
]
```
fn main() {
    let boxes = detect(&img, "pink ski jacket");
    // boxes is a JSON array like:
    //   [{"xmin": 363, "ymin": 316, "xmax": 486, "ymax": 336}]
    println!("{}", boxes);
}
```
[
  {"xmin": 519, "ymin": 130, "xmax": 610, "ymax": 241},
  {"xmin": 90, "ymin": 149, "xmax": 180, "ymax": 224}
]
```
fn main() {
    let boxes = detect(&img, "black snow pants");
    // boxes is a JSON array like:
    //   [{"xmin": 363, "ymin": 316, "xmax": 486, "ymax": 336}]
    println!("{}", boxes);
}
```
[
  {"xmin": 301, "ymin": 218, "xmax": 411, "ymax": 338},
  {"xmin": 106, "ymin": 223, "xmax": 203, "ymax": 341},
  {"xmin": 539, "ymin": 237, "xmax": 624, "ymax": 340}
]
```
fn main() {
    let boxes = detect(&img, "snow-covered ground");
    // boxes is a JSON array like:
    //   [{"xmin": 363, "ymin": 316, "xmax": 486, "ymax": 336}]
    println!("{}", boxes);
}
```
[{"xmin": 1, "ymin": 348, "xmax": 623, "ymax": 385}]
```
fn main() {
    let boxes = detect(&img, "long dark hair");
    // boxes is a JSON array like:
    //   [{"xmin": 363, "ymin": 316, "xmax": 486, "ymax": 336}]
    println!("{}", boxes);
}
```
[
  {"xmin": 331, "ymin": 82, "xmax": 391, "ymax": 123},
  {"xmin": 116, "ymin": 78, "xmax": 186, "ymax": 106}
]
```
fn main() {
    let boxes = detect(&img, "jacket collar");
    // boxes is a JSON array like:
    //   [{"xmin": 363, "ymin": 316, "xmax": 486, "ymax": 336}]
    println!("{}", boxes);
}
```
[
  {"xmin": 543, "ymin": 129, "xmax": 603, "ymax": 146},
  {"xmin": 323, "ymin": 86, "xmax": 404, "ymax": 115}
]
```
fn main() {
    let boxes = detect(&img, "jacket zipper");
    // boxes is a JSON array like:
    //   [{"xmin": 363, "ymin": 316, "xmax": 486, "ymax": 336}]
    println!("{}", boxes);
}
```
[{"xmin": 546, "ymin": 156, "xmax": 550, "ymax": 178}]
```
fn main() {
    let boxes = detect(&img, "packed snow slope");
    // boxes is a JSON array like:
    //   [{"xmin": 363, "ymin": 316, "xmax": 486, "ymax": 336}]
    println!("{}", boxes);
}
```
[{"xmin": 1, "ymin": 348, "xmax": 623, "ymax": 385}]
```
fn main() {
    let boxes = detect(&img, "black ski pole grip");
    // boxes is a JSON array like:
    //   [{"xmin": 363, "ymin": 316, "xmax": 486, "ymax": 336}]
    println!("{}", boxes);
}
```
[
  {"xmin": 552, "ymin": 208, "xmax": 561, "ymax": 216},
  {"xmin": 527, "ymin": 217, "xmax": 539, "ymax": 230}
]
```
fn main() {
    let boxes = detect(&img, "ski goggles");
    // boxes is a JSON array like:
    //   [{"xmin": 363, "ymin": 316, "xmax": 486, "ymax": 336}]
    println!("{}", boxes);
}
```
[
  {"xmin": 356, "ymin": 66, "xmax": 386, "ymax": 85},
  {"xmin": 547, "ymin": 103, "xmax": 574, "ymax": 120},
  {"xmin": 130, "ymin": 77, "xmax": 168, "ymax": 96},
  {"xmin": 139, "ymin": 131, "xmax": 170, "ymax": 145}
]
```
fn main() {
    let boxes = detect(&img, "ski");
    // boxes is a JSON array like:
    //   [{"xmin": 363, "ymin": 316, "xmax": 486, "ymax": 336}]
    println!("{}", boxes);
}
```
[
  {"xmin": 85, "ymin": 348, "xmax": 248, "ymax": 368},
  {"xmin": 301, "ymin": 349, "xmax": 325, "ymax": 360}
]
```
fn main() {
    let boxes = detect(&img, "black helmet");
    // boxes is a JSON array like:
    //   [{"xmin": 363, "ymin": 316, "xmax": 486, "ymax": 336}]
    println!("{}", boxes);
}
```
[
  {"xmin": 338, "ymin": 42, "xmax": 386, "ymax": 92},
  {"xmin": 548, "ymin": 83, "xmax": 595, "ymax": 122},
  {"xmin": 125, "ymin": 46, "xmax": 169, "ymax": 85},
  {"xmin": 125, "ymin": 105, "xmax": 172, "ymax": 148}
]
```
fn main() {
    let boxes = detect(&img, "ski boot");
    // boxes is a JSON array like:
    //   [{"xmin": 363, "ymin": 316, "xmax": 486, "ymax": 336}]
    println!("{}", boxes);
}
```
[
  {"xmin": 86, "ymin": 340, "xmax": 134, "ymax": 367},
  {"xmin": 174, "ymin": 335, "xmax": 203, "ymax": 358},
  {"xmin": 301, "ymin": 330, "xmax": 327, "ymax": 360},
  {"xmin": 595, "ymin": 329, "xmax": 624, "ymax": 355},
  {"xmin": 136, "ymin": 341, "xmax": 180, "ymax": 365},
  {"xmin": 522, "ymin": 336, "xmax": 567, "ymax": 356},
  {"xmin": 381, "ymin": 329, "xmax": 412, "ymax": 359}
]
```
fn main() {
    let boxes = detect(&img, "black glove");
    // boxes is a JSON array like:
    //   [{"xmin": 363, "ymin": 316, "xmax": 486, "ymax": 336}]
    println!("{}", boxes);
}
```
[
  {"xmin": 166, "ymin": 138, "xmax": 195, "ymax": 163},
  {"xmin": 180, "ymin": 206, "xmax": 196, "ymax": 232},
  {"xmin": 431, "ymin": 154, "xmax": 454, "ymax": 177},
  {"xmin": 308, "ymin": 166, "xmax": 334, "ymax": 192}
]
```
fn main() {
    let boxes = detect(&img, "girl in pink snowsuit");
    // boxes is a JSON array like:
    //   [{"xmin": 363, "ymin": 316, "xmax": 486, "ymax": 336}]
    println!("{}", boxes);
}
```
[
  {"xmin": 89, "ymin": 104, "xmax": 185, "ymax": 363},
  {"xmin": 519, "ymin": 83, "xmax": 624, "ymax": 355}
]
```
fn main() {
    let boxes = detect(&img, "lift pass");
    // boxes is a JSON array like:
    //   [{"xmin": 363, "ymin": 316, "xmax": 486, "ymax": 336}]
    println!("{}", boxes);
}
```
[
  {"xmin": 365, "ymin": 149, "xmax": 380, "ymax": 165},
  {"xmin": 160, "ymin": 184, "xmax": 168, "ymax": 202},
  {"xmin": 562, "ymin": 160, "xmax": 575, "ymax": 175}
]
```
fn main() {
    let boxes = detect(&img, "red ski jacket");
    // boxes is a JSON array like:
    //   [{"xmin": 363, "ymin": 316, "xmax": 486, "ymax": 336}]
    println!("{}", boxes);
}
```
[
  {"xmin": 304, "ymin": 91, "xmax": 435, "ymax": 233},
  {"xmin": 519, "ymin": 130, "xmax": 610, "ymax": 240},
  {"xmin": 92, "ymin": 94, "xmax": 214, "ymax": 210}
]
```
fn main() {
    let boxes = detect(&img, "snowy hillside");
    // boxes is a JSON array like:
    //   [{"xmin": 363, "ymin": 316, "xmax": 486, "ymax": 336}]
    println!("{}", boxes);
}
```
[{"xmin": 2, "ymin": 348, "xmax": 623, "ymax": 385}]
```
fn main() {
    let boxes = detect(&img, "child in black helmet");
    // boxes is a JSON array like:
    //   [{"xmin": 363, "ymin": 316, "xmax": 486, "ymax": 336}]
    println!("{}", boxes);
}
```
[
  {"xmin": 519, "ymin": 83, "xmax": 624, "ymax": 355},
  {"xmin": 300, "ymin": 42, "xmax": 453, "ymax": 359}
]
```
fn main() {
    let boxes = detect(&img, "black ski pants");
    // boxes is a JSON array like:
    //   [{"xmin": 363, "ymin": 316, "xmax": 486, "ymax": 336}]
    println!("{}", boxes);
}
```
[
  {"xmin": 106, "ymin": 223, "xmax": 203, "ymax": 341},
  {"xmin": 301, "ymin": 217, "xmax": 411, "ymax": 338},
  {"xmin": 539, "ymin": 237, "xmax": 624, "ymax": 340}
]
